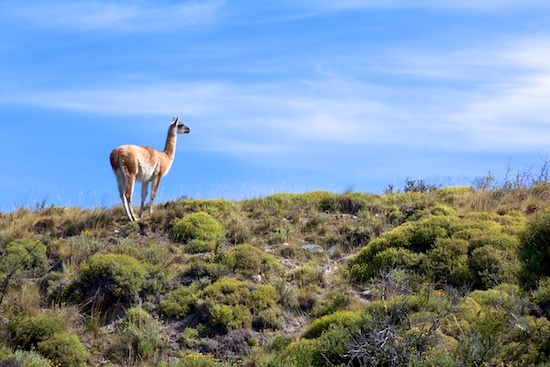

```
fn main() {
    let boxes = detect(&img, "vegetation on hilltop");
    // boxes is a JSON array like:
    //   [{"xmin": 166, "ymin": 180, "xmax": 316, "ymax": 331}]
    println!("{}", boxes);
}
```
[{"xmin": 1, "ymin": 175, "xmax": 550, "ymax": 366}]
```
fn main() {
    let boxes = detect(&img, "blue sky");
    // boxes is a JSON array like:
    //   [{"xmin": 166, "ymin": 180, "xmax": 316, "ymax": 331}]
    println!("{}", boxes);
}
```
[{"xmin": 1, "ymin": 1, "xmax": 550, "ymax": 211}]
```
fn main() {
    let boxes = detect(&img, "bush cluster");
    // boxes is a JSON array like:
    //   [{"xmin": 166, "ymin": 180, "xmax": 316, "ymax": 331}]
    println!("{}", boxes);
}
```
[
  {"xmin": 219, "ymin": 243, "xmax": 282, "ymax": 276},
  {"xmin": 0, "ymin": 239, "xmax": 48, "ymax": 284},
  {"xmin": 72, "ymin": 253, "xmax": 149, "ymax": 311},
  {"xmin": 163, "ymin": 274, "xmax": 283, "ymax": 331},
  {"xmin": 172, "ymin": 211, "xmax": 225, "ymax": 253},
  {"xmin": 521, "ymin": 209, "xmax": 550, "ymax": 287},
  {"xmin": 2, "ymin": 184, "xmax": 550, "ymax": 366},
  {"xmin": 202, "ymin": 277, "xmax": 282, "ymax": 331},
  {"xmin": 270, "ymin": 284, "xmax": 550, "ymax": 367},
  {"xmin": 351, "ymin": 211, "xmax": 526, "ymax": 289},
  {"xmin": 7, "ymin": 314, "xmax": 89, "ymax": 367}
]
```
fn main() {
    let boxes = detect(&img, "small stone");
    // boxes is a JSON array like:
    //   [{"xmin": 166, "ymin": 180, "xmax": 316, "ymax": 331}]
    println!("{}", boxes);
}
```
[
  {"xmin": 361, "ymin": 289, "xmax": 373, "ymax": 298},
  {"xmin": 251, "ymin": 274, "xmax": 262, "ymax": 283},
  {"xmin": 301, "ymin": 244, "xmax": 324, "ymax": 253}
]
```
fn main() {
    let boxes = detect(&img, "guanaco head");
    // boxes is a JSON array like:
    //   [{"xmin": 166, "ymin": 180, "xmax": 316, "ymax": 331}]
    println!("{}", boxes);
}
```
[{"xmin": 171, "ymin": 116, "xmax": 190, "ymax": 134}]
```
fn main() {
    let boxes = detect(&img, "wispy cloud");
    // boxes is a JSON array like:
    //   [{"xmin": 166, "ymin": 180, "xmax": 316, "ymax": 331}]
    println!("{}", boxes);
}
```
[
  {"xmin": 0, "ymin": 0, "xmax": 224, "ymax": 32},
  {"xmin": 2, "ymin": 30, "xmax": 549, "ymax": 158},
  {"xmin": 0, "ymin": 82, "xmax": 225, "ymax": 115},
  {"xmin": 287, "ymin": 0, "xmax": 550, "ymax": 12}
]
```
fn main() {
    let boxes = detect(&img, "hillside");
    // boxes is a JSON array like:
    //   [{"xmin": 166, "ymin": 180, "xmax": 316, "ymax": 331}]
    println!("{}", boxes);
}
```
[{"xmin": 1, "ymin": 181, "xmax": 550, "ymax": 366}]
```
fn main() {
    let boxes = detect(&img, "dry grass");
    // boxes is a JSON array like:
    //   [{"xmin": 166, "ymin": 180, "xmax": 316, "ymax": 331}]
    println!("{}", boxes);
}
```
[{"xmin": 1, "ymin": 175, "xmax": 550, "ymax": 366}]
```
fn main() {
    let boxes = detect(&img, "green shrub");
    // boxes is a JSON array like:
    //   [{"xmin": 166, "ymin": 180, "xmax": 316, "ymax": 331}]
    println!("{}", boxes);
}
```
[
  {"xmin": 412, "ymin": 348, "xmax": 459, "ymax": 367},
  {"xmin": 0, "ymin": 239, "xmax": 48, "ymax": 282},
  {"xmin": 351, "ymin": 247, "xmax": 424, "ymax": 282},
  {"xmin": 437, "ymin": 186, "xmax": 475, "ymax": 205},
  {"xmin": 468, "ymin": 285, "xmax": 524, "ymax": 312},
  {"xmin": 201, "ymin": 277, "xmax": 253, "ymax": 331},
  {"xmin": 224, "ymin": 212, "xmax": 252, "ymax": 245},
  {"xmin": 457, "ymin": 309, "xmax": 508, "ymax": 366},
  {"xmin": 209, "ymin": 303, "xmax": 252, "ymax": 331},
  {"xmin": 62, "ymin": 232, "xmax": 102, "ymax": 266},
  {"xmin": 288, "ymin": 262, "xmax": 325, "ymax": 288},
  {"xmin": 244, "ymin": 191, "xmax": 337, "ymax": 213},
  {"xmin": 187, "ymin": 239, "xmax": 217, "ymax": 253},
  {"xmin": 268, "ymin": 334, "xmax": 294, "ymax": 352},
  {"xmin": 123, "ymin": 305, "xmax": 153, "ymax": 325},
  {"xmin": 200, "ymin": 277, "xmax": 282, "ymax": 331},
  {"xmin": 37, "ymin": 332, "xmax": 89, "ymax": 367},
  {"xmin": 303, "ymin": 310, "xmax": 363, "ymax": 339},
  {"xmin": 119, "ymin": 307, "xmax": 165, "ymax": 360},
  {"xmin": 173, "ymin": 352, "xmax": 224, "ymax": 366},
  {"xmin": 375, "ymin": 247, "xmax": 423, "ymax": 272},
  {"xmin": 161, "ymin": 284, "xmax": 198, "ymax": 318},
  {"xmin": 0, "ymin": 345, "xmax": 13, "ymax": 363},
  {"xmin": 421, "ymin": 238, "xmax": 473, "ymax": 286},
  {"xmin": 178, "ymin": 259, "xmax": 228, "ymax": 281},
  {"xmin": 469, "ymin": 245, "xmax": 518, "ymax": 288},
  {"xmin": 408, "ymin": 215, "xmax": 454, "ymax": 252},
  {"xmin": 183, "ymin": 199, "xmax": 236, "ymax": 218},
  {"xmin": 219, "ymin": 243, "xmax": 283, "ymax": 277},
  {"xmin": 256, "ymin": 307, "xmax": 284, "ymax": 330},
  {"xmin": 430, "ymin": 204, "xmax": 458, "ymax": 216},
  {"xmin": 114, "ymin": 237, "xmax": 176, "ymax": 267},
  {"xmin": 313, "ymin": 292, "xmax": 352, "ymax": 318},
  {"xmin": 267, "ymin": 325, "xmax": 350, "ymax": 367},
  {"xmin": 10, "ymin": 314, "xmax": 64, "ymax": 350},
  {"xmin": 521, "ymin": 209, "xmax": 550, "ymax": 287},
  {"xmin": 181, "ymin": 327, "xmax": 203, "ymax": 348},
  {"xmin": 266, "ymin": 337, "xmax": 321, "ymax": 367},
  {"xmin": 77, "ymin": 253, "xmax": 148, "ymax": 306},
  {"xmin": 501, "ymin": 314, "xmax": 550, "ymax": 366},
  {"xmin": 351, "ymin": 212, "xmax": 525, "ymax": 287},
  {"xmin": 220, "ymin": 243, "xmax": 263, "ymax": 273},
  {"xmin": 172, "ymin": 212, "xmax": 225, "ymax": 253},
  {"xmin": 202, "ymin": 277, "xmax": 251, "ymax": 305},
  {"xmin": 351, "ymin": 222, "xmax": 415, "ymax": 271},
  {"xmin": 10, "ymin": 350, "xmax": 54, "ymax": 367},
  {"xmin": 533, "ymin": 277, "xmax": 550, "ymax": 309},
  {"xmin": 336, "ymin": 225, "xmax": 373, "ymax": 251},
  {"xmin": 247, "ymin": 284, "xmax": 280, "ymax": 312},
  {"xmin": 247, "ymin": 284, "xmax": 283, "ymax": 329}
]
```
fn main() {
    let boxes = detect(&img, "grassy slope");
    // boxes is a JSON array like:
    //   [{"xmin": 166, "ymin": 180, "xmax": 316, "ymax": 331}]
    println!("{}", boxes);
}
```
[{"xmin": 0, "ymin": 183, "xmax": 549, "ymax": 366}]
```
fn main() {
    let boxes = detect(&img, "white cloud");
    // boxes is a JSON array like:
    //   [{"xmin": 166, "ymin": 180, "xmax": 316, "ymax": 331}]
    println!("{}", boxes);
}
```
[
  {"xmin": 436, "ymin": 39, "xmax": 550, "ymax": 150},
  {"xmin": 2, "ymin": 31, "xmax": 550, "ymax": 157},
  {"xmin": 1, "ymin": 82, "xmax": 225, "ymax": 115}
]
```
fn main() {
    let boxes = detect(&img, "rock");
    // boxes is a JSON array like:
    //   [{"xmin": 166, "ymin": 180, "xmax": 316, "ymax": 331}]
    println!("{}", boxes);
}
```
[
  {"xmin": 301, "ymin": 244, "xmax": 324, "ymax": 253},
  {"xmin": 202, "ymin": 329, "xmax": 253, "ymax": 360},
  {"xmin": 361, "ymin": 289, "xmax": 373, "ymax": 298},
  {"xmin": 251, "ymin": 274, "xmax": 262, "ymax": 283},
  {"xmin": 201, "ymin": 339, "xmax": 219, "ymax": 354}
]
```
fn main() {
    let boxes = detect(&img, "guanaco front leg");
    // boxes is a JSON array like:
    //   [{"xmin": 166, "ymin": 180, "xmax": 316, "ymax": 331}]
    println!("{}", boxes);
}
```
[{"xmin": 139, "ymin": 181, "xmax": 150, "ymax": 218}]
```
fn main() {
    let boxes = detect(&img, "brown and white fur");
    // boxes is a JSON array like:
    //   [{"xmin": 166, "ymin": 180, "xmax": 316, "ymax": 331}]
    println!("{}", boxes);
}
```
[{"xmin": 110, "ymin": 117, "xmax": 190, "ymax": 221}]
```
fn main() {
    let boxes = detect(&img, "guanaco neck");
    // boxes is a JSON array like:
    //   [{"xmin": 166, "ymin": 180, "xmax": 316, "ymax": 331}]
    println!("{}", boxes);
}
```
[{"xmin": 163, "ymin": 125, "xmax": 178, "ymax": 160}]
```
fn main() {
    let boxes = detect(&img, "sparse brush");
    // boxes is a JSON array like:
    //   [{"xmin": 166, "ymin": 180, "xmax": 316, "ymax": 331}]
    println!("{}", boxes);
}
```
[
  {"xmin": 117, "ymin": 307, "xmax": 166, "ymax": 361},
  {"xmin": 1, "ymin": 183, "xmax": 550, "ymax": 366}
]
